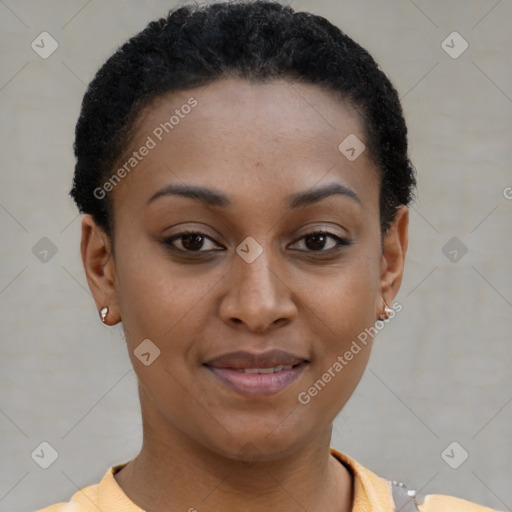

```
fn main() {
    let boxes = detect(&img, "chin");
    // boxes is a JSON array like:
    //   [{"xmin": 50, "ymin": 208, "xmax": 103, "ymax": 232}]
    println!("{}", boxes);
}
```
[{"xmin": 202, "ymin": 416, "xmax": 315, "ymax": 463}]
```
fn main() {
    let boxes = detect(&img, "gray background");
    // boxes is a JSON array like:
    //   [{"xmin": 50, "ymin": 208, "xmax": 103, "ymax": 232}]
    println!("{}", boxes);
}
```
[{"xmin": 1, "ymin": 1, "xmax": 511, "ymax": 511}]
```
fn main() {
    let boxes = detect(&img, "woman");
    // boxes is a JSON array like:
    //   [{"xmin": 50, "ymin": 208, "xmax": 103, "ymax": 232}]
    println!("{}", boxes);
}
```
[{"xmin": 37, "ymin": 1, "xmax": 500, "ymax": 511}]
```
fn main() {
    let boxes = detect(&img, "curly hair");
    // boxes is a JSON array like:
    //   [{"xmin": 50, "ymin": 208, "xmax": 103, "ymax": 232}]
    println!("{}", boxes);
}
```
[{"xmin": 70, "ymin": 0, "xmax": 416, "ymax": 239}]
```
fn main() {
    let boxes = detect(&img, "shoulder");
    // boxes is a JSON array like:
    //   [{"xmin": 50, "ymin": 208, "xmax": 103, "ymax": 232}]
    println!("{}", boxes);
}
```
[
  {"xmin": 34, "ymin": 462, "xmax": 137, "ymax": 512},
  {"xmin": 330, "ymin": 447, "xmax": 501, "ymax": 512},
  {"xmin": 34, "ymin": 482, "xmax": 100, "ymax": 512},
  {"xmin": 418, "ymin": 493, "xmax": 503, "ymax": 512}
]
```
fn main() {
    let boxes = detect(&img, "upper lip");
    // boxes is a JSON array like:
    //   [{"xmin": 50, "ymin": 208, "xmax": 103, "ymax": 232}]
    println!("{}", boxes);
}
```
[{"xmin": 204, "ymin": 349, "xmax": 308, "ymax": 370}]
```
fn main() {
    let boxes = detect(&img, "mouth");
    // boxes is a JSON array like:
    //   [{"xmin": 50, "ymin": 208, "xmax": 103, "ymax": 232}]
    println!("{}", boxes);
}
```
[
  {"xmin": 203, "ymin": 349, "xmax": 309, "ymax": 397},
  {"xmin": 233, "ymin": 365, "xmax": 297, "ymax": 374}
]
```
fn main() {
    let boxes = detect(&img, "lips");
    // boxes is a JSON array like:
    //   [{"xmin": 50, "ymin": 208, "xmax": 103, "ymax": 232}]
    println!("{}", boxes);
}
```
[
  {"xmin": 204, "ymin": 349, "xmax": 308, "ymax": 371},
  {"xmin": 204, "ymin": 349, "xmax": 309, "ymax": 397}
]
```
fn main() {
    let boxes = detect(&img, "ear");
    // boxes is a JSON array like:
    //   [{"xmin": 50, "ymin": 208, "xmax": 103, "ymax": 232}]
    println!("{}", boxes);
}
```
[
  {"xmin": 379, "ymin": 206, "xmax": 409, "ymax": 310},
  {"xmin": 80, "ymin": 214, "xmax": 120, "ymax": 326}
]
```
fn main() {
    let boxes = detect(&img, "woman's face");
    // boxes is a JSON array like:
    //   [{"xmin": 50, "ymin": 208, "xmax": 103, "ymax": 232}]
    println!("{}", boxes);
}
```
[{"xmin": 83, "ymin": 78, "xmax": 408, "ymax": 460}]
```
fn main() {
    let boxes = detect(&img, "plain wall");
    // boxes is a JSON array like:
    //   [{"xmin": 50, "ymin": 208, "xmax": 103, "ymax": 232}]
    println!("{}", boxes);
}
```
[{"xmin": 0, "ymin": 1, "xmax": 511, "ymax": 511}]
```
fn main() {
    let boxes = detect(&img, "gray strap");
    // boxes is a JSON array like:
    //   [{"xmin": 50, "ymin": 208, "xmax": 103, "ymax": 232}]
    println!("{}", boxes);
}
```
[{"xmin": 391, "ymin": 483, "xmax": 419, "ymax": 512}]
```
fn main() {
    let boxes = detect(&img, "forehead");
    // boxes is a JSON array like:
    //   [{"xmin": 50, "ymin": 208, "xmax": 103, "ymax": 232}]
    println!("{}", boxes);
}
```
[
  {"xmin": 111, "ymin": 77, "xmax": 379, "ymax": 215},
  {"xmin": 140, "ymin": 77, "xmax": 363, "ymax": 149}
]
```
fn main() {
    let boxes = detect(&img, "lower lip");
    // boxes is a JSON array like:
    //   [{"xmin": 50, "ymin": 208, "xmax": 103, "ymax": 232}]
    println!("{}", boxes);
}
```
[{"xmin": 205, "ymin": 363, "xmax": 307, "ymax": 397}]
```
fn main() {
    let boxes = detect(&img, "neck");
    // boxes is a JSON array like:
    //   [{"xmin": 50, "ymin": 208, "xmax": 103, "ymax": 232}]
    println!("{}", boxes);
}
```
[{"xmin": 114, "ymin": 420, "xmax": 353, "ymax": 512}]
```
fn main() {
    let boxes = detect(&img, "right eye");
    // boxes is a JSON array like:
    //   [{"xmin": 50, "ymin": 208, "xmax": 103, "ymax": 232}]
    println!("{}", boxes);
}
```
[{"xmin": 162, "ymin": 231, "xmax": 225, "ymax": 254}]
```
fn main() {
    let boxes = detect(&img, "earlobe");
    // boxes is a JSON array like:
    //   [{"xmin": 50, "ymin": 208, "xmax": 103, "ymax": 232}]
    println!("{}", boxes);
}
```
[
  {"xmin": 80, "ymin": 214, "xmax": 120, "ymax": 325},
  {"xmin": 379, "ymin": 206, "xmax": 409, "ymax": 308}
]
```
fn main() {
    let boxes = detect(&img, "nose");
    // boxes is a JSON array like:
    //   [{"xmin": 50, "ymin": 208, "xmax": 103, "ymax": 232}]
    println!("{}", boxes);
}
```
[{"xmin": 219, "ymin": 246, "xmax": 297, "ymax": 333}]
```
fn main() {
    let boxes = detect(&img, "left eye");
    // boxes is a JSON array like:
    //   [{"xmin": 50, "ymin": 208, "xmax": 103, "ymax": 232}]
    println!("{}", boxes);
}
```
[{"xmin": 289, "ymin": 231, "xmax": 350, "ymax": 253}]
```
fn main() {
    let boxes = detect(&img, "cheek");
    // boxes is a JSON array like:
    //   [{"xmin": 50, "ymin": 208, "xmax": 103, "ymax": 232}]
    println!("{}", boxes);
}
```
[
  {"xmin": 303, "ymin": 249, "xmax": 381, "ymax": 332},
  {"xmin": 294, "ymin": 284, "xmax": 376, "ymax": 427},
  {"xmin": 293, "ymin": 248, "xmax": 381, "ymax": 411},
  {"xmin": 114, "ymin": 236, "xmax": 214, "ymax": 342}
]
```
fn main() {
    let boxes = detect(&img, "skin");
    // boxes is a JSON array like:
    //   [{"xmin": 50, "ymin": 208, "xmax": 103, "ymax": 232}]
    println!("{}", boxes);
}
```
[{"xmin": 81, "ymin": 77, "xmax": 409, "ymax": 512}]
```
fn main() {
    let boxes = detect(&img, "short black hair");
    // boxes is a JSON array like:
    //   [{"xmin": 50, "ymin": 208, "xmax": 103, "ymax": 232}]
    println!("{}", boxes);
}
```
[{"xmin": 70, "ymin": 0, "xmax": 416, "ymax": 239}]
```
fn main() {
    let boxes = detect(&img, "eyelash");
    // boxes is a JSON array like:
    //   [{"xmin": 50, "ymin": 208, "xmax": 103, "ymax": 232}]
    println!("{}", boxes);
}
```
[{"xmin": 162, "ymin": 230, "xmax": 352, "ymax": 256}]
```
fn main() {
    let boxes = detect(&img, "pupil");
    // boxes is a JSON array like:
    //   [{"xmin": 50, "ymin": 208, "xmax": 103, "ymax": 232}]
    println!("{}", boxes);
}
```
[
  {"xmin": 183, "ymin": 234, "xmax": 204, "ymax": 251},
  {"xmin": 306, "ymin": 233, "xmax": 326, "ymax": 251}
]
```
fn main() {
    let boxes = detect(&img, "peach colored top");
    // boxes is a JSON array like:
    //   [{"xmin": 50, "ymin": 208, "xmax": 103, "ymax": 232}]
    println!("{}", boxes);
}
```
[{"xmin": 36, "ymin": 448, "xmax": 501, "ymax": 511}]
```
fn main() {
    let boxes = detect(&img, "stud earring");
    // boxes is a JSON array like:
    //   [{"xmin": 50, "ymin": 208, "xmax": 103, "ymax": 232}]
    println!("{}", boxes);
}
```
[
  {"xmin": 378, "ymin": 301, "xmax": 393, "ymax": 321},
  {"xmin": 99, "ymin": 306, "xmax": 109, "ymax": 324}
]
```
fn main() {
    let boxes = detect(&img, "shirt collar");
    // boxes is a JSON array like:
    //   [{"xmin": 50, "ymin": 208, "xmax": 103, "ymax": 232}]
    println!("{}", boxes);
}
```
[{"xmin": 96, "ymin": 449, "xmax": 394, "ymax": 512}]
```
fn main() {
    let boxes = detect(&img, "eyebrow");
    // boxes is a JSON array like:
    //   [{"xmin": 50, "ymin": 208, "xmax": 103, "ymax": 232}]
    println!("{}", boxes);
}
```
[{"xmin": 146, "ymin": 182, "xmax": 361, "ymax": 209}]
